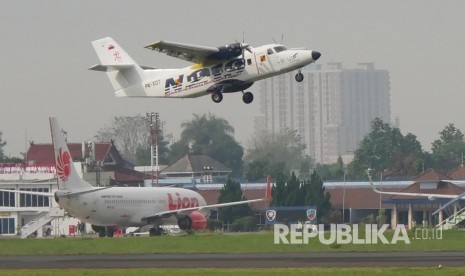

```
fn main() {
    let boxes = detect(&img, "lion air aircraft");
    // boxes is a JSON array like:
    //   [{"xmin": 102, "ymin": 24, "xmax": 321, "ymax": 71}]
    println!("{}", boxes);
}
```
[
  {"xmin": 0, "ymin": 118, "xmax": 270, "ymax": 237},
  {"xmin": 89, "ymin": 37, "xmax": 321, "ymax": 104}
]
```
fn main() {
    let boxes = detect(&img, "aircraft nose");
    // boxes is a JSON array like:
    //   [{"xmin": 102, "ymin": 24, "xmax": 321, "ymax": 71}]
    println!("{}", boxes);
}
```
[{"xmin": 312, "ymin": 51, "xmax": 321, "ymax": 61}]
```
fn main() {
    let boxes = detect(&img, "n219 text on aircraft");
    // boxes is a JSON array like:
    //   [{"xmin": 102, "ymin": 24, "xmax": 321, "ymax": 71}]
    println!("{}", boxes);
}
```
[{"xmin": 90, "ymin": 37, "xmax": 321, "ymax": 104}]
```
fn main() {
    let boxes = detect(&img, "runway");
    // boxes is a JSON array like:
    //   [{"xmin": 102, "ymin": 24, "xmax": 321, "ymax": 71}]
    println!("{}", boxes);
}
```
[{"xmin": 1, "ymin": 252, "xmax": 465, "ymax": 269}]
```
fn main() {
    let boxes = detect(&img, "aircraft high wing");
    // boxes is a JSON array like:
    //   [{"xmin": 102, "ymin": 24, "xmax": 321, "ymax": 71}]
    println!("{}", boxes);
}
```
[
  {"xmin": 144, "ymin": 40, "xmax": 249, "ymax": 64},
  {"xmin": 91, "ymin": 37, "xmax": 320, "ymax": 104}
]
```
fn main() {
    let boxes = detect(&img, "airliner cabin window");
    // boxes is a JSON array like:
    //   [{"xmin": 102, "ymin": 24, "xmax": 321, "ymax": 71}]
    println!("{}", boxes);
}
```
[{"xmin": 267, "ymin": 48, "xmax": 274, "ymax": 55}]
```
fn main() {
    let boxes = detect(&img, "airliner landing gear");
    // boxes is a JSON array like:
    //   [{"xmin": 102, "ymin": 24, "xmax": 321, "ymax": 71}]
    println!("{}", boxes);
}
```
[
  {"xmin": 149, "ymin": 226, "xmax": 164, "ymax": 236},
  {"xmin": 242, "ymin": 91, "xmax": 254, "ymax": 104},
  {"xmin": 92, "ymin": 225, "xmax": 107, "ymax": 237},
  {"xmin": 295, "ymin": 70, "xmax": 304, "ymax": 82},
  {"xmin": 211, "ymin": 92, "xmax": 223, "ymax": 103}
]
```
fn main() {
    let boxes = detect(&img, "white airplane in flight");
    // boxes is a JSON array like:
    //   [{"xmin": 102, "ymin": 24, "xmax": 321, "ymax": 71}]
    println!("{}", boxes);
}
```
[
  {"xmin": 0, "ymin": 118, "xmax": 270, "ymax": 237},
  {"xmin": 90, "ymin": 37, "xmax": 321, "ymax": 104}
]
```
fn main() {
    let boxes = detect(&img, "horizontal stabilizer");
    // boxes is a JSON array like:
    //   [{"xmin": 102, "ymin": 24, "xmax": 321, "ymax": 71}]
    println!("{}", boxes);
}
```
[
  {"xmin": 89, "ymin": 64, "xmax": 156, "ymax": 72},
  {"xmin": 88, "ymin": 64, "xmax": 134, "ymax": 72}
]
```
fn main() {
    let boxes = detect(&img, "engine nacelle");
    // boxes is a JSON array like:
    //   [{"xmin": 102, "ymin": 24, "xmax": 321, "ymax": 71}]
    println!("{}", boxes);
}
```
[{"xmin": 177, "ymin": 211, "xmax": 207, "ymax": 230}]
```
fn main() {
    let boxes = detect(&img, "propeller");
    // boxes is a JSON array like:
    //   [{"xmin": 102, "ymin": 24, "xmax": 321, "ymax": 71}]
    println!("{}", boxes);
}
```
[{"xmin": 238, "ymin": 31, "xmax": 252, "ymax": 59}]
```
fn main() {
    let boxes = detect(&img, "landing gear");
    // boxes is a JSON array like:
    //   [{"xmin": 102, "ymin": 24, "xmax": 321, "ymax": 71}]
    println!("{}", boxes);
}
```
[
  {"xmin": 92, "ymin": 225, "xmax": 107, "ymax": 237},
  {"xmin": 242, "ymin": 91, "xmax": 254, "ymax": 104},
  {"xmin": 211, "ymin": 92, "xmax": 223, "ymax": 103},
  {"xmin": 295, "ymin": 70, "xmax": 304, "ymax": 82},
  {"xmin": 149, "ymin": 226, "xmax": 164, "ymax": 236}
]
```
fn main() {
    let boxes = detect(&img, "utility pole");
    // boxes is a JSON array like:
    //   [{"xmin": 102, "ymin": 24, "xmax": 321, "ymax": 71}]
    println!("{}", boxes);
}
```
[{"xmin": 146, "ymin": 112, "xmax": 161, "ymax": 187}]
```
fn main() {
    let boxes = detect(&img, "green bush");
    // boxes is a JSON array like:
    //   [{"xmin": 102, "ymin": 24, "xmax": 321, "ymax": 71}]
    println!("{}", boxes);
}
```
[
  {"xmin": 231, "ymin": 216, "xmax": 258, "ymax": 232},
  {"xmin": 207, "ymin": 219, "xmax": 223, "ymax": 231}
]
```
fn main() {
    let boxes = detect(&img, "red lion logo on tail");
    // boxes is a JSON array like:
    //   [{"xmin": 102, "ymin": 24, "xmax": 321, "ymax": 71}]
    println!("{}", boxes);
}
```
[{"xmin": 56, "ymin": 148, "xmax": 71, "ymax": 181}]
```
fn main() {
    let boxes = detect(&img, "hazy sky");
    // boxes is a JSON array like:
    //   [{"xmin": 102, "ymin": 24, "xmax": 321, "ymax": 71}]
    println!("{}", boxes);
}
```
[{"xmin": 1, "ymin": 0, "xmax": 465, "ymax": 158}]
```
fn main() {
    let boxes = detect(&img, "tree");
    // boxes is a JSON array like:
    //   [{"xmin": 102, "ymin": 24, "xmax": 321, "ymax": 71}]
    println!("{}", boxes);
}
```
[
  {"xmin": 217, "ymin": 178, "xmax": 251, "ymax": 223},
  {"xmin": 170, "ymin": 113, "xmax": 244, "ymax": 176},
  {"xmin": 284, "ymin": 172, "xmax": 302, "ymax": 206},
  {"xmin": 302, "ymin": 171, "xmax": 331, "ymax": 223},
  {"xmin": 244, "ymin": 129, "xmax": 306, "ymax": 181},
  {"xmin": 0, "ymin": 131, "xmax": 6, "ymax": 160},
  {"xmin": 271, "ymin": 172, "xmax": 287, "ymax": 206},
  {"xmin": 94, "ymin": 115, "xmax": 169, "ymax": 164},
  {"xmin": 348, "ymin": 118, "xmax": 424, "ymax": 179},
  {"xmin": 430, "ymin": 123, "xmax": 465, "ymax": 171},
  {"xmin": 271, "ymin": 171, "xmax": 332, "ymax": 223},
  {"xmin": 314, "ymin": 156, "xmax": 345, "ymax": 180}
]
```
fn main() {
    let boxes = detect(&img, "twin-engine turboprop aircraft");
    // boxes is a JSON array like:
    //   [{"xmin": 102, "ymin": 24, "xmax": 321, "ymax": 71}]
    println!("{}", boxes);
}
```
[
  {"xmin": 0, "ymin": 118, "xmax": 270, "ymax": 237},
  {"xmin": 90, "ymin": 37, "xmax": 321, "ymax": 104}
]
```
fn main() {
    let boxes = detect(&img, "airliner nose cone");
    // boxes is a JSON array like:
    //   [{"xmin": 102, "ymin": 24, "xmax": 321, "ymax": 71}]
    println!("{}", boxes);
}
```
[{"xmin": 312, "ymin": 51, "xmax": 321, "ymax": 61}]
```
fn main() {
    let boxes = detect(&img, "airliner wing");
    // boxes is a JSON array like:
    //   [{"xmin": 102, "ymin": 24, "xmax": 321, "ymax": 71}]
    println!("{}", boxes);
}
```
[
  {"xmin": 142, "ymin": 197, "xmax": 268, "ymax": 222},
  {"xmin": 144, "ymin": 40, "xmax": 219, "ymax": 63},
  {"xmin": 0, "ymin": 189, "xmax": 54, "ymax": 197},
  {"xmin": 370, "ymin": 187, "xmax": 461, "ymax": 199},
  {"xmin": 367, "ymin": 171, "xmax": 462, "ymax": 199},
  {"xmin": 142, "ymin": 176, "xmax": 272, "ymax": 222},
  {"xmin": 0, "ymin": 187, "xmax": 111, "ymax": 198}
]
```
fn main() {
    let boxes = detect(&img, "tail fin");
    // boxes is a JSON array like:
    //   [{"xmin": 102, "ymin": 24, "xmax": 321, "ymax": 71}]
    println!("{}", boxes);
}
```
[
  {"xmin": 49, "ymin": 117, "xmax": 94, "ymax": 191},
  {"xmin": 90, "ymin": 37, "xmax": 146, "ymax": 96}
]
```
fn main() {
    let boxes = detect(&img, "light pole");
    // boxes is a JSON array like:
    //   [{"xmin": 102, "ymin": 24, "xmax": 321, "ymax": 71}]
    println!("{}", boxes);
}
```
[
  {"xmin": 379, "ymin": 169, "xmax": 388, "ymax": 210},
  {"xmin": 342, "ymin": 165, "xmax": 348, "ymax": 223},
  {"xmin": 379, "ymin": 170, "xmax": 383, "ymax": 210}
]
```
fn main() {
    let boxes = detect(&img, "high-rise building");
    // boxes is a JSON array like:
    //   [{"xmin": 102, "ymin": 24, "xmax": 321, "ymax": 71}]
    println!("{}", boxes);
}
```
[{"xmin": 256, "ymin": 62, "xmax": 390, "ymax": 164}]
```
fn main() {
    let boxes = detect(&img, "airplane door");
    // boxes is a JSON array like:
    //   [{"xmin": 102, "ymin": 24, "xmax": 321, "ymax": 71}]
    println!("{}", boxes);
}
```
[
  {"xmin": 256, "ymin": 48, "xmax": 275, "ymax": 75},
  {"xmin": 268, "ymin": 49, "xmax": 282, "ymax": 72}
]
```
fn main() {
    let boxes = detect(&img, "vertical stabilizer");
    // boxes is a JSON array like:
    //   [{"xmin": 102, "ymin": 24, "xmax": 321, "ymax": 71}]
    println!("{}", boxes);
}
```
[
  {"xmin": 90, "ymin": 37, "xmax": 146, "ymax": 94},
  {"xmin": 49, "ymin": 117, "xmax": 94, "ymax": 191}
]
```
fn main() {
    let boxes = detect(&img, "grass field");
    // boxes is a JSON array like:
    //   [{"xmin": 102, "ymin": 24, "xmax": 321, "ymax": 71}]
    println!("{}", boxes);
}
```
[
  {"xmin": 1, "ymin": 268, "xmax": 465, "ymax": 276},
  {"xmin": 0, "ymin": 229, "xmax": 464, "ymax": 256}
]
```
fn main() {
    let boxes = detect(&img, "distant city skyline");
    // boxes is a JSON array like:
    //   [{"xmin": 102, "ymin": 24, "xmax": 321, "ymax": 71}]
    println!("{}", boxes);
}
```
[
  {"xmin": 1, "ymin": 1, "xmax": 465, "ymax": 159},
  {"xmin": 256, "ymin": 63, "xmax": 390, "ymax": 164}
]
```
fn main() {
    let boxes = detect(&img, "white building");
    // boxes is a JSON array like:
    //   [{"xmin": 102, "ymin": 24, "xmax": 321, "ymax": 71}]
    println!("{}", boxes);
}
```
[
  {"xmin": 0, "ymin": 164, "xmax": 79, "ymax": 237},
  {"xmin": 256, "ymin": 63, "xmax": 390, "ymax": 164}
]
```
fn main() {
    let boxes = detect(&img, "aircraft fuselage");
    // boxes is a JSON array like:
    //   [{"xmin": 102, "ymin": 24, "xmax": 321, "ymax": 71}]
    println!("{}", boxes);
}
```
[
  {"xmin": 56, "ymin": 187, "xmax": 207, "ymax": 227},
  {"xmin": 116, "ymin": 44, "xmax": 314, "ymax": 98}
]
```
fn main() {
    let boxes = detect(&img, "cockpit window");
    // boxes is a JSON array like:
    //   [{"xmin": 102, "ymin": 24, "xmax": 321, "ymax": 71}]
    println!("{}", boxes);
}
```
[
  {"xmin": 267, "ymin": 48, "xmax": 274, "ymax": 55},
  {"xmin": 274, "ymin": 46, "xmax": 288, "ymax": 53}
]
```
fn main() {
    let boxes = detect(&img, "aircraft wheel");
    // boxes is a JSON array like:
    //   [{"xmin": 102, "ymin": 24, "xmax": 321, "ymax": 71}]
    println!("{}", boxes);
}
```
[
  {"xmin": 295, "ymin": 72, "xmax": 304, "ymax": 82},
  {"xmin": 149, "ymin": 227, "xmax": 163, "ymax": 236},
  {"xmin": 211, "ymin": 92, "xmax": 223, "ymax": 103},
  {"xmin": 105, "ymin": 227, "xmax": 114, "ymax": 237},
  {"xmin": 242, "ymin": 92, "xmax": 254, "ymax": 104}
]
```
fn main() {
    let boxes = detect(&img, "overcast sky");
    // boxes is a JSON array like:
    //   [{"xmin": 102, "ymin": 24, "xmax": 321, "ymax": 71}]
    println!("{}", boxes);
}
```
[{"xmin": 1, "ymin": 0, "xmax": 464, "ymax": 158}]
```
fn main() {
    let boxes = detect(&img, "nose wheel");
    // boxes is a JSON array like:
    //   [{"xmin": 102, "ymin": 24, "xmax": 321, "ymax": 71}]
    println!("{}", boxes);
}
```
[
  {"xmin": 295, "ymin": 70, "xmax": 304, "ymax": 82},
  {"xmin": 242, "ymin": 91, "xmax": 254, "ymax": 104}
]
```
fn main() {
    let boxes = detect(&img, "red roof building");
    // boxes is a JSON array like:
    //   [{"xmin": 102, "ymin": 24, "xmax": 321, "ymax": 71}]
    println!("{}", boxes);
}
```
[{"xmin": 24, "ymin": 142, "xmax": 148, "ymax": 186}]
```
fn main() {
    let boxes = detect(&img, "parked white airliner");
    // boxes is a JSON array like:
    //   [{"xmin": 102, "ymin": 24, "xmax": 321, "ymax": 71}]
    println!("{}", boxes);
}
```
[
  {"xmin": 90, "ymin": 37, "xmax": 321, "ymax": 104},
  {"xmin": 0, "ymin": 118, "xmax": 270, "ymax": 237}
]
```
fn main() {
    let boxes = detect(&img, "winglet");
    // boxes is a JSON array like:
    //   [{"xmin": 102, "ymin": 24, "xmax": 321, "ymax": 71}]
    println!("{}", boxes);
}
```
[{"xmin": 265, "ymin": 175, "xmax": 271, "ymax": 201}]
